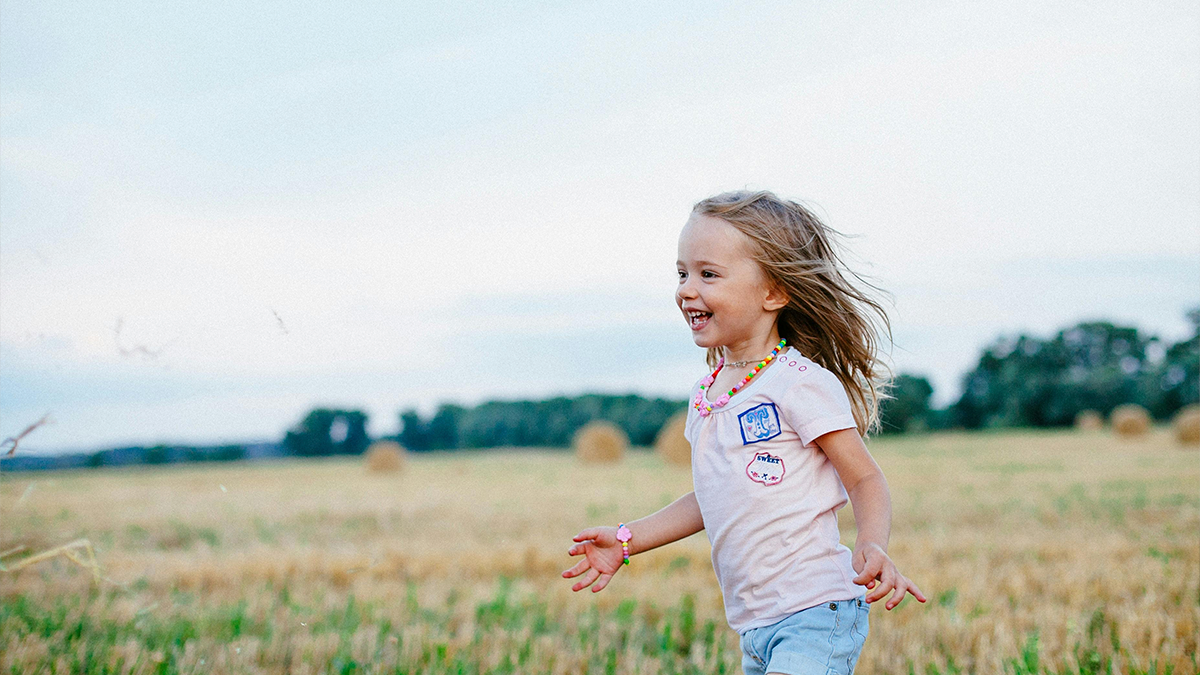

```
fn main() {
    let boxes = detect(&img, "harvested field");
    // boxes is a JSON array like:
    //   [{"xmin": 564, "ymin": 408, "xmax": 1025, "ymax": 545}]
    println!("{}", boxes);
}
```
[{"xmin": 1, "ymin": 428, "xmax": 1196, "ymax": 674}]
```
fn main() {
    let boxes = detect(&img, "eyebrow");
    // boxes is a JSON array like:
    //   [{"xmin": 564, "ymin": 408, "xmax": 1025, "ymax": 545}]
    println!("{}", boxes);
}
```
[{"xmin": 677, "ymin": 259, "xmax": 727, "ymax": 268}]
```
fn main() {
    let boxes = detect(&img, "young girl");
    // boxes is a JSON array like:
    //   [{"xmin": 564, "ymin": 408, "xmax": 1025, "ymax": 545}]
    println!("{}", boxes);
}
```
[{"xmin": 562, "ymin": 190, "xmax": 926, "ymax": 675}]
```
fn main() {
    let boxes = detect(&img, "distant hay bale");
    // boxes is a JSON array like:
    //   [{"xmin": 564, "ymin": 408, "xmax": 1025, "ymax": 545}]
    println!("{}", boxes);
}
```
[
  {"xmin": 1173, "ymin": 405, "xmax": 1200, "ymax": 447},
  {"xmin": 1110, "ymin": 404, "xmax": 1151, "ymax": 439},
  {"xmin": 364, "ymin": 441, "xmax": 406, "ymax": 473},
  {"xmin": 1075, "ymin": 409, "xmax": 1104, "ymax": 431},
  {"xmin": 655, "ymin": 411, "xmax": 691, "ymax": 466},
  {"xmin": 574, "ymin": 421, "xmax": 628, "ymax": 464}
]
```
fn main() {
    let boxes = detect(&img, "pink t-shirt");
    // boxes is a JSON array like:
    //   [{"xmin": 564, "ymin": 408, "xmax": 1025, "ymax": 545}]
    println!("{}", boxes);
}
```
[{"xmin": 684, "ymin": 347, "xmax": 864, "ymax": 633}]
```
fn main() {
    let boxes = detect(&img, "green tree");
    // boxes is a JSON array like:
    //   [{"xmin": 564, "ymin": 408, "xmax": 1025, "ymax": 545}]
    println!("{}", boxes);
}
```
[
  {"xmin": 144, "ymin": 444, "xmax": 170, "ymax": 464},
  {"xmin": 427, "ymin": 404, "xmax": 465, "ymax": 450},
  {"xmin": 211, "ymin": 445, "xmax": 246, "ymax": 462},
  {"xmin": 878, "ymin": 374, "xmax": 934, "ymax": 433},
  {"xmin": 398, "ymin": 409, "xmax": 430, "ymax": 451},
  {"xmin": 951, "ymin": 319, "xmax": 1171, "ymax": 429},
  {"xmin": 283, "ymin": 408, "xmax": 370, "ymax": 456},
  {"xmin": 1140, "ymin": 307, "xmax": 1199, "ymax": 417},
  {"xmin": 395, "ymin": 394, "xmax": 689, "ymax": 450}
]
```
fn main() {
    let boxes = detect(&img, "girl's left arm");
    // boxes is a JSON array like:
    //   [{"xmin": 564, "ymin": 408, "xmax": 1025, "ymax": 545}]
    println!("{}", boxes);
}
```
[{"xmin": 815, "ymin": 427, "xmax": 927, "ymax": 610}]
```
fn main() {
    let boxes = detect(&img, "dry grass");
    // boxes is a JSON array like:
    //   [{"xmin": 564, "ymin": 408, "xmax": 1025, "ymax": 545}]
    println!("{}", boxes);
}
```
[
  {"xmin": 1174, "ymin": 404, "xmax": 1200, "ymax": 447},
  {"xmin": 1, "ymin": 429, "xmax": 1196, "ymax": 674},
  {"xmin": 1111, "ymin": 404, "xmax": 1151, "ymax": 438},
  {"xmin": 654, "ymin": 411, "xmax": 691, "ymax": 466},
  {"xmin": 573, "ymin": 421, "xmax": 628, "ymax": 464},
  {"xmin": 363, "ymin": 441, "xmax": 406, "ymax": 474}
]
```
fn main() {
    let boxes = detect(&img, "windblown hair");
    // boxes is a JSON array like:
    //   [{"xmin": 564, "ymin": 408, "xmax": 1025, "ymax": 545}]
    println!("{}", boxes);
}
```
[{"xmin": 692, "ymin": 190, "xmax": 895, "ymax": 438}]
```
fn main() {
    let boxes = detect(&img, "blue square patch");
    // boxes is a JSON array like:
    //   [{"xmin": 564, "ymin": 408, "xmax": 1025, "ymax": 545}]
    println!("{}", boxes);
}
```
[{"xmin": 738, "ymin": 403, "xmax": 782, "ymax": 445}]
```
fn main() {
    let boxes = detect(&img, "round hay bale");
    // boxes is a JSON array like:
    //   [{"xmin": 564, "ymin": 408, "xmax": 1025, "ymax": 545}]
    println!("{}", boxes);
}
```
[
  {"xmin": 364, "ymin": 441, "xmax": 406, "ymax": 473},
  {"xmin": 655, "ymin": 411, "xmax": 691, "ymax": 466},
  {"xmin": 1074, "ymin": 409, "xmax": 1103, "ymax": 431},
  {"xmin": 574, "ymin": 421, "xmax": 628, "ymax": 464},
  {"xmin": 1110, "ymin": 404, "xmax": 1151, "ymax": 439},
  {"xmin": 1173, "ymin": 404, "xmax": 1200, "ymax": 447}
]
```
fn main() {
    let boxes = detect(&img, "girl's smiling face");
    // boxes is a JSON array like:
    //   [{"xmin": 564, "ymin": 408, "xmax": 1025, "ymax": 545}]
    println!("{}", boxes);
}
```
[{"xmin": 675, "ymin": 214, "xmax": 787, "ymax": 354}]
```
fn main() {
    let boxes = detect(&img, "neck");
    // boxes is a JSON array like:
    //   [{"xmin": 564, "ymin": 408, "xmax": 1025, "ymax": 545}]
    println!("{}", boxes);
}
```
[{"xmin": 721, "ymin": 332, "xmax": 784, "ymax": 365}]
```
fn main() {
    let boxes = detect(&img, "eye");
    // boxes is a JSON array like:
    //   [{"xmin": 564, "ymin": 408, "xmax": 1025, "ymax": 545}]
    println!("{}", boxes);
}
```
[
  {"xmin": 700, "ymin": 270, "xmax": 717, "ymax": 279},
  {"xmin": 677, "ymin": 269, "xmax": 687, "ymax": 281}
]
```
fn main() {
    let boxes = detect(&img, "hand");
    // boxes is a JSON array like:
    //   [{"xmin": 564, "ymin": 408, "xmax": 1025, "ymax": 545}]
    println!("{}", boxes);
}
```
[
  {"xmin": 852, "ymin": 542, "xmax": 927, "ymax": 610},
  {"xmin": 561, "ymin": 526, "xmax": 626, "ymax": 593}
]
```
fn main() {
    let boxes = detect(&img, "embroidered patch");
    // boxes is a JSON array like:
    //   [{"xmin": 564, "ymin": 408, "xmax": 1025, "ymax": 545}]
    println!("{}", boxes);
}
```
[
  {"xmin": 738, "ymin": 403, "xmax": 782, "ymax": 445},
  {"xmin": 745, "ymin": 451, "xmax": 785, "ymax": 486}
]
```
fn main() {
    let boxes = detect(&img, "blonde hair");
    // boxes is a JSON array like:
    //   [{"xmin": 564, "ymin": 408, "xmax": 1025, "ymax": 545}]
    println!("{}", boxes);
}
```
[{"xmin": 692, "ymin": 190, "xmax": 895, "ymax": 438}]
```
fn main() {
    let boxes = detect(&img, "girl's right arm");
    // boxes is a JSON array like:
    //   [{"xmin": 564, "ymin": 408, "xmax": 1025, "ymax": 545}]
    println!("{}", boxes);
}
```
[{"xmin": 562, "ymin": 491, "xmax": 704, "ymax": 593}]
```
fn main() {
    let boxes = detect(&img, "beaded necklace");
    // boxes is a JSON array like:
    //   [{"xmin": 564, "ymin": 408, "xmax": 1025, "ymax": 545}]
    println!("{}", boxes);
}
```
[{"xmin": 693, "ymin": 338, "xmax": 787, "ymax": 417}]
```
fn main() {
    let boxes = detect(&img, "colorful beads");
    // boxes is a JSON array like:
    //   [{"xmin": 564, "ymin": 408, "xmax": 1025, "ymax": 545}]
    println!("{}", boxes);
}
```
[
  {"xmin": 616, "ymin": 523, "xmax": 632, "ymax": 566},
  {"xmin": 694, "ymin": 338, "xmax": 787, "ymax": 417}
]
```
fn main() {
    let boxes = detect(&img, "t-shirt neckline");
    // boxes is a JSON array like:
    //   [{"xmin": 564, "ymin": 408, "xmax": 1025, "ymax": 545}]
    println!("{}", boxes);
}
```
[{"xmin": 699, "ymin": 347, "xmax": 801, "ymax": 414}]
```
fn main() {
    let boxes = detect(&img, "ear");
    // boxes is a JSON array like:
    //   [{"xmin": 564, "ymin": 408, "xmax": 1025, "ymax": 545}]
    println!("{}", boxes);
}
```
[{"xmin": 762, "ymin": 282, "xmax": 789, "ymax": 312}]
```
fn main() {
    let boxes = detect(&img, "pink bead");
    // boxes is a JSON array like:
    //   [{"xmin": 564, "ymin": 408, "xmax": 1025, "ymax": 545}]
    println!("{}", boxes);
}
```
[{"xmin": 716, "ymin": 394, "xmax": 730, "ymax": 406}]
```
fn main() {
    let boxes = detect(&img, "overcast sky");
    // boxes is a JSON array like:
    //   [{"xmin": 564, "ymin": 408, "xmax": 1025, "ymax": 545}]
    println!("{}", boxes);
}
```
[{"xmin": 2, "ymin": 1, "xmax": 1197, "ymax": 453}]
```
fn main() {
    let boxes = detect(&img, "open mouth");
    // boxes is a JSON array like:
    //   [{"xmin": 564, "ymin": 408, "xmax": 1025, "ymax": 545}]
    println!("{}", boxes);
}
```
[{"xmin": 686, "ymin": 310, "xmax": 712, "ymax": 330}]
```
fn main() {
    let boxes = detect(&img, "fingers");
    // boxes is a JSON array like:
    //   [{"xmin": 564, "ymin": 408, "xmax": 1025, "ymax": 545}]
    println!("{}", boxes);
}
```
[
  {"xmin": 884, "ymin": 577, "xmax": 908, "ymax": 610},
  {"xmin": 591, "ymin": 572, "xmax": 613, "ymax": 593},
  {"xmin": 908, "ymin": 579, "xmax": 928, "ymax": 603},
  {"xmin": 865, "ymin": 566, "xmax": 895, "ymax": 604},
  {"xmin": 561, "ymin": 558, "xmax": 590, "ymax": 580},
  {"xmin": 882, "ymin": 574, "xmax": 925, "ymax": 610},
  {"xmin": 571, "ymin": 567, "xmax": 601, "ymax": 593}
]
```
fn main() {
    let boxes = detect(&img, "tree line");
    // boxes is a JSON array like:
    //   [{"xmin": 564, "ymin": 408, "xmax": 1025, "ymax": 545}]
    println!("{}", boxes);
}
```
[
  {"xmin": 4, "ymin": 311, "xmax": 1195, "ymax": 471},
  {"xmin": 285, "ymin": 310, "xmax": 1198, "ymax": 454}
]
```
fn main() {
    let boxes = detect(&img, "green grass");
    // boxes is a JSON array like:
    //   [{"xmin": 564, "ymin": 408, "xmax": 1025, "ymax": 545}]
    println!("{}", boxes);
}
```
[
  {"xmin": 5, "ymin": 585, "xmax": 1190, "ymax": 675},
  {"xmin": 1, "ymin": 585, "xmax": 741, "ymax": 675}
]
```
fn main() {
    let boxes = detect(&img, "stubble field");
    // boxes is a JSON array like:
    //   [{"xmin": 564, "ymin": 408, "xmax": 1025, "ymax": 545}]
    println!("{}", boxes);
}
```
[{"xmin": 1, "ymin": 428, "xmax": 1197, "ymax": 675}]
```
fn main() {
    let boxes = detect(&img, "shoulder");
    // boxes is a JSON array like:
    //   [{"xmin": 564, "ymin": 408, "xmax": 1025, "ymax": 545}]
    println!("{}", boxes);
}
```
[
  {"xmin": 770, "ymin": 349, "xmax": 840, "ymax": 391},
  {"xmin": 769, "ymin": 350, "xmax": 853, "ymax": 412},
  {"xmin": 770, "ymin": 350, "xmax": 857, "ymax": 443}
]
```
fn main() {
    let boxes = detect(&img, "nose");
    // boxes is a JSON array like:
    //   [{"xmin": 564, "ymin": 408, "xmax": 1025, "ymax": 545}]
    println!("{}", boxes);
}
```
[{"xmin": 676, "ymin": 276, "xmax": 697, "ymax": 303}]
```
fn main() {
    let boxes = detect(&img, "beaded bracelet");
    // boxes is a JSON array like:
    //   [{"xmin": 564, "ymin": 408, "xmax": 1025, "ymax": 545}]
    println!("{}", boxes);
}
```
[{"xmin": 616, "ymin": 523, "xmax": 632, "ymax": 565}]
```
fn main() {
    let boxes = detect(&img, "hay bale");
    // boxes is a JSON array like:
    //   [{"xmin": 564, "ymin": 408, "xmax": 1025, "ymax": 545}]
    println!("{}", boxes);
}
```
[
  {"xmin": 655, "ymin": 411, "xmax": 691, "ymax": 466},
  {"xmin": 1110, "ymin": 404, "xmax": 1151, "ymax": 439},
  {"xmin": 1173, "ymin": 404, "xmax": 1200, "ymax": 447},
  {"xmin": 574, "ymin": 421, "xmax": 628, "ymax": 464},
  {"xmin": 1075, "ymin": 409, "xmax": 1103, "ymax": 431},
  {"xmin": 364, "ymin": 441, "xmax": 406, "ymax": 473}
]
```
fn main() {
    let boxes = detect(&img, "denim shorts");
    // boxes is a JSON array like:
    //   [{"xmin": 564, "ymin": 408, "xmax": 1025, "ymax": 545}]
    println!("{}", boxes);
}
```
[{"xmin": 739, "ymin": 597, "xmax": 870, "ymax": 675}]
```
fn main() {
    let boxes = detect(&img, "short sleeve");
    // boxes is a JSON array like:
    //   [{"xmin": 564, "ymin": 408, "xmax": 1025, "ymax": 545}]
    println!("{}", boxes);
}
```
[{"xmin": 778, "ymin": 367, "xmax": 858, "ymax": 447}]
